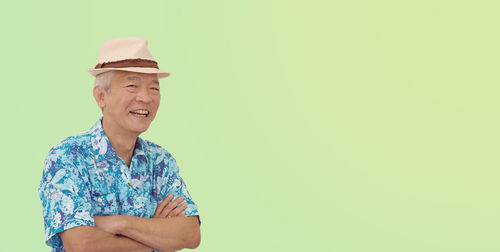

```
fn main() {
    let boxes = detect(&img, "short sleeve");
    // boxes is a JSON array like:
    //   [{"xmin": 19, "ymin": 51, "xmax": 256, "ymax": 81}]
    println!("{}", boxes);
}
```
[
  {"xmin": 38, "ymin": 149, "xmax": 95, "ymax": 250},
  {"xmin": 155, "ymin": 152, "xmax": 201, "ymax": 226}
]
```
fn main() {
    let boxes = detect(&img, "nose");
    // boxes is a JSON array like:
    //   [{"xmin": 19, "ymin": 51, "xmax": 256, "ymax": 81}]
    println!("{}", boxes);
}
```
[{"xmin": 136, "ymin": 87, "xmax": 153, "ymax": 103}]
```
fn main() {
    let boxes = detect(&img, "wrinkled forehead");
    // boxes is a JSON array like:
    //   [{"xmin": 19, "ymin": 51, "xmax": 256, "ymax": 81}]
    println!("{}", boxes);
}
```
[{"xmin": 115, "ymin": 70, "xmax": 160, "ymax": 84}]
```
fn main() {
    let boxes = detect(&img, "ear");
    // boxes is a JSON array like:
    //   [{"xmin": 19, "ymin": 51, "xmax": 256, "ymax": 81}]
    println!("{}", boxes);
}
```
[{"xmin": 93, "ymin": 85, "xmax": 106, "ymax": 110}]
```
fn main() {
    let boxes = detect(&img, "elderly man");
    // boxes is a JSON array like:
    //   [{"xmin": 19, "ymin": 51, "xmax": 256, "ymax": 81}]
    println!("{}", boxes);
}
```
[{"xmin": 38, "ymin": 37, "xmax": 201, "ymax": 252}]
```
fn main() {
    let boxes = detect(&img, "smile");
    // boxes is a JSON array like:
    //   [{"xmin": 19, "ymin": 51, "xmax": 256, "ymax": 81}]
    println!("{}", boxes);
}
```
[{"xmin": 130, "ymin": 109, "xmax": 150, "ymax": 117}]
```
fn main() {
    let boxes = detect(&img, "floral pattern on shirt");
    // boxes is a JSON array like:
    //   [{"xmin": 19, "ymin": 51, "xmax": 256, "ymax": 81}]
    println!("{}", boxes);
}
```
[{"xmin": 38, "ymin": 118, "xmax": 200, "ymax": 252}]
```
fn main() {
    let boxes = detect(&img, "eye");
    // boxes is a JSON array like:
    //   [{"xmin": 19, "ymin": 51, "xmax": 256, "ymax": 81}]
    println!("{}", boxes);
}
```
[
  {"xmin": 151, "ymin": 87, "xmax": 160, "ymax": 91},
  {"xmin": 126, "ymin": 84, "xmax": 137, "ymax": 88}
]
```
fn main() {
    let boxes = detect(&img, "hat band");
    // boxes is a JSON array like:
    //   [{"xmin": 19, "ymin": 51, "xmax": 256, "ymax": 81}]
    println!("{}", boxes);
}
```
[{"xmin": 94, "ymin": 58, "xmax": 159, "ymax": 69}]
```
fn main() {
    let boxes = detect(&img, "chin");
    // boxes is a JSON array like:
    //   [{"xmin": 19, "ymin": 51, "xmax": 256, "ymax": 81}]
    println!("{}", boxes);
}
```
[
  {"xmin": 124, "ymin": 122, "xmax": 149, "ymax": 134},
  {"xmin": 131, "ymin": 123, "xmax": 151, "ymax": 134},
  {"xmin": 127, "ymin": 114, "xmax": 155, "ymax": 133}
]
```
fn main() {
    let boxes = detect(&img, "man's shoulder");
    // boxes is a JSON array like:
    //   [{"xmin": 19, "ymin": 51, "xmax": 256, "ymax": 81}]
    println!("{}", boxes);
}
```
[
  {"xmin": 140, "ymin": 138, "xmax": 174, "ymax": 161},
  {"xmin": 41, "ymin": 130, "xmax": 94, "ymax": 183},
  {"xmin": 45, "ymin": 131, "xmax": 93, "ymax": 163}
]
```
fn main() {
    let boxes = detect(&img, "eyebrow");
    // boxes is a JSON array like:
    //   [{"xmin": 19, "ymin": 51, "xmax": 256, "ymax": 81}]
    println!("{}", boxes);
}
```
[{"xmin": 127, "ymin": 76, "xmax": 159, "ymax": 84}]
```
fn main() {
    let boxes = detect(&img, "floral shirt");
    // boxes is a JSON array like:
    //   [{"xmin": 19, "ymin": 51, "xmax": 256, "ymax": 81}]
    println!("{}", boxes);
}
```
[{"xmin": 38, "ymin": 118, "xmax": 200, "ymax": 252}]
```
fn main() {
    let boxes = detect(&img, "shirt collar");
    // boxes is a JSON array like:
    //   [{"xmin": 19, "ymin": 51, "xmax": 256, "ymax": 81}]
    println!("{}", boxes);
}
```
[{"xmin": 90, "ymin": 117, "xmax": 147, "ymax": 162}]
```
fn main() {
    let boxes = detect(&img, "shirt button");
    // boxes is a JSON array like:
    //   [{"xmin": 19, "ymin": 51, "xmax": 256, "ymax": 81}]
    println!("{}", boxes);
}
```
[{"xmin": 127, "ymin": 182, "xmax": 131, "ymax": 187}]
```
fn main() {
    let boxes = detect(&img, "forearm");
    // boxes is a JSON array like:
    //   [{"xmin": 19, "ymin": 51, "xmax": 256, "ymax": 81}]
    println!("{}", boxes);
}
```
[
  {"xmin": 117, "ymin": 215, "xmax": 200, "ymax": 252},
  {"xmin": 61, "ymin": 225, "xmax": 153, "ymax": 252}
]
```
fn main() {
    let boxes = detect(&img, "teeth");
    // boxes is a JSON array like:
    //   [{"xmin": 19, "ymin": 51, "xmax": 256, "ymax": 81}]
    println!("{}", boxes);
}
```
[{"xmin": 131, "ymin": 109, "xmax": 149, "ymax": 115}]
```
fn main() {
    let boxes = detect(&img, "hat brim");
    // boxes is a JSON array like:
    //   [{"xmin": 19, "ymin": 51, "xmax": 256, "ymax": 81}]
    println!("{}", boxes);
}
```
[{"xmin": 88, "ymin": 67, "xmax": 170, "ymax": 78}]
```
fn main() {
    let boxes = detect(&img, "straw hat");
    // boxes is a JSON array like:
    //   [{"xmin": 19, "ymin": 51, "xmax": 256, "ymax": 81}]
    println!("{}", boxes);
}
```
[{"xmin": 88, "ymin": 37, "xmax": 170, "ymax": 78}]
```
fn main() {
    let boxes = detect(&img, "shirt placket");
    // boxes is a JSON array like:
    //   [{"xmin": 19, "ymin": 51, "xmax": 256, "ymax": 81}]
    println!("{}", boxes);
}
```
[{"xmin": 120, "ymin": 162, "xmax": 132, "ymax": 188}]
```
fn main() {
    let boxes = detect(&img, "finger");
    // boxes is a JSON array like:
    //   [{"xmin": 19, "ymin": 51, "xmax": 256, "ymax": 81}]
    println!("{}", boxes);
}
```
[
  {"xmin": 153, "ymin": 194, "xmax": 173, "ymax": 217},
  {"xmin": 167, "ymin": 203, "xmax": 186, "ymax": 218},
  {"xmin": 159, "ymin": 196, "xmax": 184, "ymax": 218},
  {"xmin": 160, "ymin": 196, "xmax": 185, "ymax": 218},
  {"xmin": 168, "ymin": 202, "xmax": 188, "ymax": 217}
]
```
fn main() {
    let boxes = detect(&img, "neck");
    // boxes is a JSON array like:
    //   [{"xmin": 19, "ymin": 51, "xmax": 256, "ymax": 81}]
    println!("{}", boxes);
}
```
[{"xmin": 101, "ymin": 117, "xmax": 138, "ymax": 167}]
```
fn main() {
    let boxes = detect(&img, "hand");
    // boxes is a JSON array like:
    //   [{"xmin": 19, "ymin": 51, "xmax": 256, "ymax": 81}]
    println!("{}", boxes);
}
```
[{"xmin": 153, "ymin": 194, "xmax": 188, "ymax": 218}]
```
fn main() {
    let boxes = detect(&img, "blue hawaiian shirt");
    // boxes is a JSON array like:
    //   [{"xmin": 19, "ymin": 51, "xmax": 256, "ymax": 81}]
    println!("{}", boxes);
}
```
[{"xmin": 38, "ymin": 118, "xmax": 200, "ymax": 252}]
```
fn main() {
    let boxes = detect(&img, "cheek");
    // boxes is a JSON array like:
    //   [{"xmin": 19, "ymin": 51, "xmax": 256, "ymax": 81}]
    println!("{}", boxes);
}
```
[
  {"xmin": 152, "ymin": 97, "xmax": 161, "ymax": 110},
  {"xmin": 119, "ymin": 96, "xmax": 136, "ymax": 111}
]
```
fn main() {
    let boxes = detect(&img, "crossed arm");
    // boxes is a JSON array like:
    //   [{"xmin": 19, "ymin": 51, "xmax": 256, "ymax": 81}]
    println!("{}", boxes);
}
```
[{"xmin": 60, "ymin": 194, "xmax": 200, "ymax": 252}]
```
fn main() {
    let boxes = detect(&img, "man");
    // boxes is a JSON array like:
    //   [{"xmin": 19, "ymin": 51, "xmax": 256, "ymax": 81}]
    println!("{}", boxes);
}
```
[{"xmin": 38, "ymin": 37, "xmax": 201, "ymax": 252}]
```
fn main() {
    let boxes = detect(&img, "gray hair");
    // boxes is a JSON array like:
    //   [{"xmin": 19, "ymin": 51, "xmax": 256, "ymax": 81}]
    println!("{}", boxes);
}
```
[{"xmin": 94, "ymin": 71, "xmax": 116, "ymax": 93}]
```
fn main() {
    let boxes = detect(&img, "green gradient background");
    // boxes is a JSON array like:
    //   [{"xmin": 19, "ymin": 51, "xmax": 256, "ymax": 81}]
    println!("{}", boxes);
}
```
[{"xmin": 1, "ymin": 0, "xmax": 499, "ymax": 251}]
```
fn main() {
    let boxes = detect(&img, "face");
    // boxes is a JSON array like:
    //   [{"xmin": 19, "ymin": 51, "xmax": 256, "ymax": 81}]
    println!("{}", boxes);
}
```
[{"xmin": 94, "ymin": 70, "xmax": 161, "ymax": 136}]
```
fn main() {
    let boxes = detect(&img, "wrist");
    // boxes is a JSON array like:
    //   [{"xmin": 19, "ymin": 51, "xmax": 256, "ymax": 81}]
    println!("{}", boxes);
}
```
[{"xmin": 115, "ymin": 215, "xmax": 131, "ymax": 235}]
